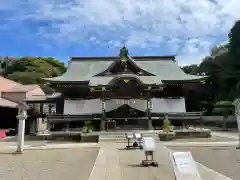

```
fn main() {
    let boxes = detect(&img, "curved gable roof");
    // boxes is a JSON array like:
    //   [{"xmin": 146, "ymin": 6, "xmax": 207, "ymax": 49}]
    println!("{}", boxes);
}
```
[
  {"xmin": 44, "ymin": 56, "xmax": 205, "ymax": 83},
  {"xmin": 135, "ymin": 60, "xmax": 205, "ymax": 81},
  {"xmin": 96, "ymin": 55, "xmax": 155, "ymax": 76},
  {"xmin": 44, "ymin": 59, "xmax": 112, "ymax": 82}
]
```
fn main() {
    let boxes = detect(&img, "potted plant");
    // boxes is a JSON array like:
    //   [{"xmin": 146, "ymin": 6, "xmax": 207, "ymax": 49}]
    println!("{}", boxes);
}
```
[
  {"xmin": 163, "ymin": 118, "xmax": 171, "ymax": 140},
  {"xmin": 83, "ymin": 120, "xmax": 93, "ymax": 133}
]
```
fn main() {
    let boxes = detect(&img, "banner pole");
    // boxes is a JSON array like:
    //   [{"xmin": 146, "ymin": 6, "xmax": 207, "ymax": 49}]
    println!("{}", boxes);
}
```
[{"xmin": 237, "ymin": 115, "xmax": 240, "ymax": 149}]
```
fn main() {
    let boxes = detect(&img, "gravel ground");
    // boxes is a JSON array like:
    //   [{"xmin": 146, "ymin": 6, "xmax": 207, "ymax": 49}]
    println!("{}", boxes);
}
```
[
  {"xmin": 169, "ymin": 146, "xmax": 240, "ymax": 180},
  {"xmin": 0, "ymin": 147, "xmax": 99, "ymax": 180}
]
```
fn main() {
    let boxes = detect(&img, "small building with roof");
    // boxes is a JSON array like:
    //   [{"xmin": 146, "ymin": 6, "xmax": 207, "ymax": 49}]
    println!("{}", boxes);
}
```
[{"xmin": 0, "ymin": 77, "xmax": 45, "ymax": 133}]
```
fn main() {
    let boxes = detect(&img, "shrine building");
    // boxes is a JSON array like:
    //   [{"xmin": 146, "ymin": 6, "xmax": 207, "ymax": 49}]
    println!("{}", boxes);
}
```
[{"xmin": 26, "ymin": 47, "xmax": 205, "ymax": 131}]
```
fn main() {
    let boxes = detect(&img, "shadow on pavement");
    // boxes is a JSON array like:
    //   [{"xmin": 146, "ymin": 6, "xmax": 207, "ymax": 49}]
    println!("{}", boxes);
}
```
[
  {"xmin": 117, "ymin": 148, "xmax": 141, "ymax": 150},
  {"xmin": 127, "ymin": 164, "xmax": 145, "ymax": 168}
]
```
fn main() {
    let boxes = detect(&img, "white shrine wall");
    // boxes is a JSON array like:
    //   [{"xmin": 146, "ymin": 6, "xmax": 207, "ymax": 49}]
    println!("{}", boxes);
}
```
[
  {"xmin": 63, "ymin": 97, "xmax": 186, "ymax": 115},
  {"xmin": 64, "ymin": 99, "xmax": 102, "ymax": 115},
  {"xmin": 151, "ymin": 97, "xmax": 186, "ymax": 113}
]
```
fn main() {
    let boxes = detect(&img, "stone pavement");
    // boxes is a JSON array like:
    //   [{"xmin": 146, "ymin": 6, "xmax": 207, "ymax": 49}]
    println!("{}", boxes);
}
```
[
  {"xmin": 89, "ymin": 143, "xmax": 175, "ymax": 180},
  {"xmin": 170, "ymin": 146, "xmax": 239, "ymax": 180},
  {"xmin": 89, "ymin": 142, "xmax": 233, "ymax": 180},
  {"xmin": 0, "ymin": 148, "xmax": 99, "ymax": 180},
  {"xmin": 0, "ymin": 135, "xmax": 237, "ymax": 180},
  {"xmin": 211, "ymin": 131, "xmax": 239, "ymax": 140}
]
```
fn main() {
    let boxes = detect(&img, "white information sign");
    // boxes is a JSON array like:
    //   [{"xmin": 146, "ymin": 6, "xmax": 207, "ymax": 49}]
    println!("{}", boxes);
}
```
[
  {"xmin": 142, "ymin": 137, "xmax": 155, "ymax": 151},
  {"xmin": 134, "ymin": 133, "xmax": 142, "ymax": 139},
  {"xmin": 126, "ymin": 133, "xmax": 134, "ymax": 139},
  {"xmin": 173, "ymin": 152, "xmax": 197, "ymax": 174}
]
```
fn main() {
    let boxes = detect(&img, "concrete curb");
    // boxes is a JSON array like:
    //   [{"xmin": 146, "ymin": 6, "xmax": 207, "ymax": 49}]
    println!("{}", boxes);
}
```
[
  {"xmin": 211, "ymin": 132, "xmax": 239, "ymax": 140},
  {"xmin": 1, "ymin": 143, "xmax": 99, "ymax": 151},
  {"xmin": 164, "ymin": 141, "xmax": 239, "ymax": 147}
]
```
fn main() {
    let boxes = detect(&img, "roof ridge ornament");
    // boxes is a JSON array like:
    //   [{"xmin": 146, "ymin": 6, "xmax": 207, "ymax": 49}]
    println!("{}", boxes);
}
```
[
  {"xmin": 119, "ymin": 46, "xmax": 129, "ymax": 57},
  {"xmin": 119, "ymin": 46, "xmax": 128, "ymax": 71}
]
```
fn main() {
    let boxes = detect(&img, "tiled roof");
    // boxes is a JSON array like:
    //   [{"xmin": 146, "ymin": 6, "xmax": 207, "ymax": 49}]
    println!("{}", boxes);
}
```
[
  {"xmin": 0, "ymin": 77, "xmax": 42, "ymax": 107},
  {"xmin": 44, "ymin": 55, "xmax": 205, "ymax": 84},
  {"xmin": 0, "ymin": 97, "xmax": 17, "ymax": 108},
  {"xmin": 25, "ymin": 92, "xmax": 62, "ymax": 102},
  {"xmin": 3, "ymin": 84, "xmax": 39, "ymax": 93},
  {"xmin": 0, "ymin": 76, "xmax": 21, "ymax": 91}
]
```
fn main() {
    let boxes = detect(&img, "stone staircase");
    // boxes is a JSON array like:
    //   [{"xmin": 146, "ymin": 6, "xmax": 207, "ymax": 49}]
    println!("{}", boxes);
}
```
[{"xmin": 99, "ymin": 130, "xmax": 160, "ymax": 143}]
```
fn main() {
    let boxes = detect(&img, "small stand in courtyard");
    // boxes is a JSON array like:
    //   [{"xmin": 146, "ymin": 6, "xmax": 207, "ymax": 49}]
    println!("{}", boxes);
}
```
[
  {"xmin": 134, "ymin": 132, "xmax": 143, "ymax": 149},
  {"xmin": 125, "ymin": 132, "xmax": 143, "ymax": 149},
  {"xmin": 141, "ymin": 137, "xmax": 158, "ymax": 167}
]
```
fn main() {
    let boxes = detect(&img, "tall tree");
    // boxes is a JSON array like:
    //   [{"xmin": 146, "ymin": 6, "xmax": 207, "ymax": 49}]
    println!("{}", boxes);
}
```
[
  {"xmin": 1, "ymin": 56, "xmax": 66, "ymax": 93},
  {"xmin": 229, "ymin": 20, "xmax": 240, "ymax": 59}
]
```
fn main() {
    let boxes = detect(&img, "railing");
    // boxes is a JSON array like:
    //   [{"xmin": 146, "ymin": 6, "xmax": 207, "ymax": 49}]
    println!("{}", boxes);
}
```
[
  {"xmin": 47, "ymin": 112, "xmax": 203, "ymax": 122},
  {"xmin": 47, "ymin": 114, "xmax": 100, "ymax": 122}
]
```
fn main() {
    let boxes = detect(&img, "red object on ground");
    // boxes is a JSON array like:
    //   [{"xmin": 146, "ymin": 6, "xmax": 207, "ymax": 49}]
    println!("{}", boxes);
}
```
[{"xmin": 0, "ymin": 130, "xmax": 7, "ymax": 139}]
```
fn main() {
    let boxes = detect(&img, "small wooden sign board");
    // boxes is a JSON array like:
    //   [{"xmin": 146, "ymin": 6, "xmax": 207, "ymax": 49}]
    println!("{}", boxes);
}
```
[
  {"xmin": 142, "ymin": 137, "xmax": 155, "ymax": 151},
  {"xmin": 134, "ymin": 132, "xmax": 142, "ymax": 139},
  {"xmin": 170, "ymin": 151, "xmax": 202, "ymax": 180},
  {"xmin": 126, "ymin": 133, "xmax": 134, "ymax": 139}
]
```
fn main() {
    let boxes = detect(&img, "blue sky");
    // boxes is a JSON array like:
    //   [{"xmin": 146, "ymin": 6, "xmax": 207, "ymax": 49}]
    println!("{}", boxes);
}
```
[{"xmin": 0, "ymin": 0, "xmax": 239, "ymax": 65}]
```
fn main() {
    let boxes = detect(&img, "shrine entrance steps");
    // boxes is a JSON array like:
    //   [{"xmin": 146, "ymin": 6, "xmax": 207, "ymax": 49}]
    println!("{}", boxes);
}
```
[{"xmin": 99, "ymin": 130, "xmax": 159, "ymax": 143}]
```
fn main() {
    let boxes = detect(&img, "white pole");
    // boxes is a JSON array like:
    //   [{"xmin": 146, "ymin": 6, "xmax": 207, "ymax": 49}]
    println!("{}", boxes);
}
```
[
  {"xmin": 17, "ymin": 118, "xmax": 25, "ymax": 153},
  {"xmin": 236, "ymin": 114, "xmax": 240, "ymax": 149},
  {"xmin": 16, "ymin": 107, "xmax": 27, "ymax": 154},
  {"xmin": 238, "ymin": 132, "xmax": 240, "ymax": 149},
  {"xmin": 233, "ymin": 99, "xmax": 240, "ymax": 149}
]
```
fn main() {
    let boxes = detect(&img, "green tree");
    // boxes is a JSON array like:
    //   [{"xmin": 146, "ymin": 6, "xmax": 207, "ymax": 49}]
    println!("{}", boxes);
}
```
[
  {"xmin": 2, "ymin": 56, "xmax": 66, "ymax": 93},
  {"xmin": 229, "ymin": 20, "xmax": 240, "ymax": 58},
  {"xmin": 181, "ymin": 64, "xmax": 201, "ymax": 75},
  {"xmin": 213, "ymin": 101, "xmax": 234, "ymax": 130}
]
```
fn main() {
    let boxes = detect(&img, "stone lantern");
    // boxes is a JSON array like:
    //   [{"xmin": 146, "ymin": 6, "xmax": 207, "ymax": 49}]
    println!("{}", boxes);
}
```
[{"xmin": 16, "ymin": 103, "xmax": 28, "ymax": 153}]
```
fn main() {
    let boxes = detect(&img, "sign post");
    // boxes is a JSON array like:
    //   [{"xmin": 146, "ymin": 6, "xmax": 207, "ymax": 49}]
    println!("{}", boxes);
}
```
[{"xmin": 233, "ymin": 98, "xmax": 240, "ymax": 149}]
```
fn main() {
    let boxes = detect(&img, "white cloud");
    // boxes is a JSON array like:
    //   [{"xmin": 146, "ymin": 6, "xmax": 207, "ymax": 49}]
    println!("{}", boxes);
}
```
[{"xmin": 1, "ymin": 0, "xmax": 240, "ymax": 64}]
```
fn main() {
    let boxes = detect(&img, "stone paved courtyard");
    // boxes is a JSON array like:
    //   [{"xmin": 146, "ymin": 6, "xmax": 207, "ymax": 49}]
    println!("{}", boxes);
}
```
[
  {"xmin": 169, "ymin": 146, "xmax": 240, "ymax": 180},
  {"xmin": 0, "ymin": 133, "xmax": 238, "ymax": 180},
  {"xmin": 89, "ymin": 141, "xmax": 234, "ymax": 180},
  {"xmin": 0, "ymin": 148, "xmax": 99, "ymax": 180}
]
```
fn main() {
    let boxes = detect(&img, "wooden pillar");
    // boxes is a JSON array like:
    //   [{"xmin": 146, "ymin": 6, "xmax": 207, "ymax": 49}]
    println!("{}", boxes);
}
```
[
  {"xmin": 164, "ymin": 113, "xmax": 168, "ymax": 120},
  {"xmin": 200, "ymin": 111, "xmax": 203, "ymax": 130},
  {"xmin": 40, "ymin": 103, "xmax": 43, "ymax": 114},
  {"xmin": 147, "ymin": 87, "xmax": 153, "ymax": 130},
  {"xmin": 182, "ymin": 113, "xmax": 185, "ymax": 129},
  {"xmin": 101, "ymin": 88, "xmax": 106, "ymax": 131}
]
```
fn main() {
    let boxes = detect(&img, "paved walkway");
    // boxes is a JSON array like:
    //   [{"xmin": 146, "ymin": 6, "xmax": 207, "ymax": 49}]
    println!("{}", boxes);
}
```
[
  {"xmin": 89, "ymin": 143, "xmax": 175, "ymax": 180},
  {"xmin": 89, "ymin": 143, "xmax": 233, "ymax": 180}
]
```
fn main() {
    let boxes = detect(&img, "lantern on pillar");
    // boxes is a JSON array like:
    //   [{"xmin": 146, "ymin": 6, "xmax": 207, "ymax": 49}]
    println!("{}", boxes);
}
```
[
  {"xmin": 101, "ymin": 101, "xmax": 106, "ymax": 111},
  {"xmin": 148, "ymin": 100, "xmax": 153, "ymax": 110}
]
